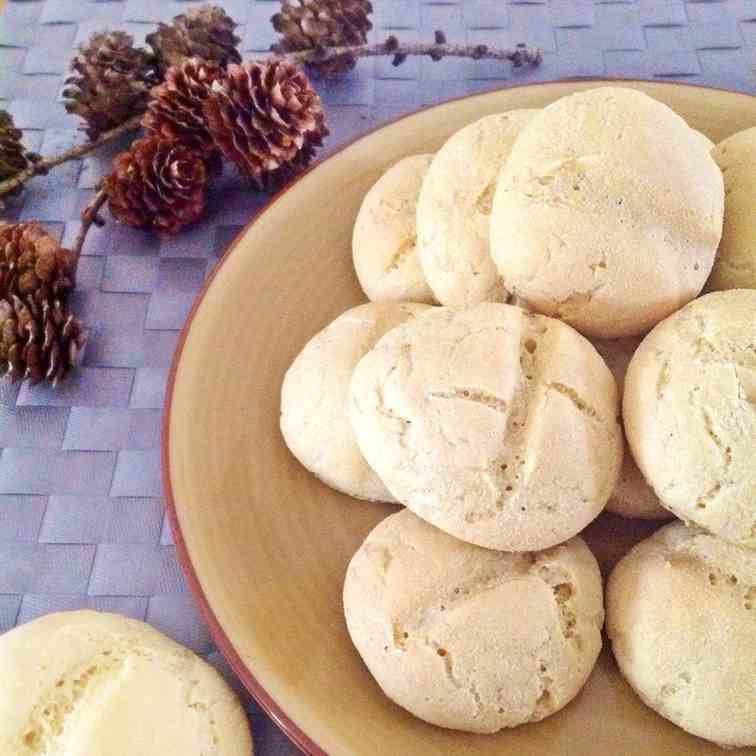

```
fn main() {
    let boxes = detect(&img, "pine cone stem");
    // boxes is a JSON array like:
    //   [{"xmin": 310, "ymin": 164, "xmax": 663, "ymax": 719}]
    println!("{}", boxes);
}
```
[
  {"xmin": 0, "ymin": 113, "xmax": 143, "ymax": 199},
  {"xmin": 71, "ymin": 186, "xmax": 108, "ymax": 264},
  {"xmin": 282, "ymin": 39, "xmax": 543, "ymax": 68}
]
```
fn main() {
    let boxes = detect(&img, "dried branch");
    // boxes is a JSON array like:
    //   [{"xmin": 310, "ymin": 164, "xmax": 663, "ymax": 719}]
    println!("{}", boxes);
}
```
[
  {"xmin": 71, "ymin": 186, "xmax": 108, "ymax": 266},
  {"xmin": 0, "ymin": 36, "xmax": 541, "ymax": 202},
  {"xmin": 0, "ymin": 113, "xmax": 143, "ymax": 199},
  {"xmin": 286, "ymin": 37, "xmax": 543, "ymax": 69}
]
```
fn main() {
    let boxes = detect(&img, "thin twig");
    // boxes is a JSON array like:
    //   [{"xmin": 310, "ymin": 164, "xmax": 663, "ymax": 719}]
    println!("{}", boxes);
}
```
[
  {"xmin": 0, "ymin": 113, "xmax": 143, "ymax": 199},
  {"xmin": 285, "ymin": 39, "xmax": 543, "ymax": 68},
  {"xmin": 71, "ymin": 186, "xmax": 108, "ymax": 267}
]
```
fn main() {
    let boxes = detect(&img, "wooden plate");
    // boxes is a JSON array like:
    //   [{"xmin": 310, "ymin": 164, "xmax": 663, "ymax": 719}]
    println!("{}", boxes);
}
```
[{"xmin": 164, "ymin": 80, "xmax": 756, "ymax": 756}]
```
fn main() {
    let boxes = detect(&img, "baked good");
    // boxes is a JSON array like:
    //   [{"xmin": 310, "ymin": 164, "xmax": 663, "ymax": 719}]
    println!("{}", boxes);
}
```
[
  {"xmin": 344, "ymin": 510, "xmax": 604, "ymax": 733},
  {"xmin": 349, "ymin": 303, "xmax": 623, "ymax": 550},
  {"xmin": 416, "ymin": 110, "xmax": 539, "ymax": 307},
  {"xmin": 353, "ymin": 155, "xmax": 436, "ymax": 304},
  {"xmin": 708, "ymin": 127, "xmax": 756, "ymax": 291},
  {"xmin": 490, "ymin": 87, "xmax": 724, "ymax": 338},
  {"xmin": 624, "ymin": 289, "xmax": 756, "ymax": 546},
  {"xmin": 281, "ymin": 301, "xmax": 431, "ymax": 502},
  {"xmin": 0, "ymin": 611, "xmax": 252, "ymax": 756},
  {"xmin": 607, "ymin": 522, "xmax": 756, "ymax": 748},
  {"xmin": 689, "ymin": 129, "xmax": 714, "ymax": 152},
  {"xmin": 592, "ymin": 337, "xmax": 671, "ymax": 520}
]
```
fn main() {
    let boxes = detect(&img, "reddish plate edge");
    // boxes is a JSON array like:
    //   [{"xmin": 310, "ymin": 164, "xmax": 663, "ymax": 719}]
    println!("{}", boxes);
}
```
[{"xmin": 161, "ymin": 77, "xmax": 754, "ymax": 756}]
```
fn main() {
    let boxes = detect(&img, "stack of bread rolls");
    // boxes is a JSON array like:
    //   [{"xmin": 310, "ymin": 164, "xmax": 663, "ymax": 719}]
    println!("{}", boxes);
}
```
[{"xmin": 281, "ymin": 87, "xmax": 756, "ymax": 748}]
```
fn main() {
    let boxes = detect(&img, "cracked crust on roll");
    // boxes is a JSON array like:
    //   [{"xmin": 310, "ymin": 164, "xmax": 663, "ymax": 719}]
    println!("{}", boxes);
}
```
[
  {"xmin": 349, "ymin": 303, "xmax": 623, "ymax": 551},
  {"xmin": 344, "ymin": 509, "xmax": 604, "ymax": 733},
  {"xmin": 490, "ymin": 87, "xmax": 724, "ymax": 339},
  {"xmin": 352, "ymin": 154, "xmax": 436, "ymax": 304},
  {"xmin": 607, "ymin": 522, "xmax": 756, "ymax": 748},
  {"xmin": 624, "ymin": 289, "xmax": 756, "ymax": 547},
  {"xmin": 416, "ymin": 110, "xmax": 539, "ymax": 308}
]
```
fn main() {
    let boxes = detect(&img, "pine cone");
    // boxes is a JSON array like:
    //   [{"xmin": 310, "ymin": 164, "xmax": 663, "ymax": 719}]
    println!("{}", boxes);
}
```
[
  {"xmin": 63, "ymin": 31, "xmax": 158, "ymax": 139},
  {"xmin": 271, "ymin": 0, "xmax": 373, "ymax": 76},
  {"xmin": 0, "ymin": 110, "xmax": 39, "ymax": 194},
  {"xmin": 0, "ymin": 295, "xmax": 86, "ymax": 386},
  {"xmin": 103, "ymin": 137, "xmax": 208, "ymax": 234},
  {"xmin": 142, "ymin": 58, "xmax": 226, "ymax": 157},
  {"xmin": 204, "ymin": 60, "xmax": 328, "ymax": 189},
  {"xmin": 0, "ymin": 223, "xmax": 75, "ymax": 304},
  {"xmin": 147, "ymin": 5, "xmax": 242, "ymax": 76}
]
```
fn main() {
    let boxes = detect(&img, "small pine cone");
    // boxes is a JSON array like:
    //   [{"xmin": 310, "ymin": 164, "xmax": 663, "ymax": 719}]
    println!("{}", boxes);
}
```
[
  {"xmin": 0, "ymin": 223, "xmax": 75, "ymax": 304},
  {"xmin": 204, "ymin": 60, "xmax": 328, "ymax": 189},
  {"xmin": 142, "ymin": 58, "xmax": 226, "ymax": 157},
  {"xmin": 0, "ymin": 295, "xmax": 87, "ymax": 386},
  {"xmin": 271, "ymin": 0, "xmax": 373, "ymax": 76},
  {"xmin": 147, "ymin": 5, "xmax": 242, "ymax": 76},
  {"xmin": 0, "ymin": 110, "xmax": 39, "ymax": 194},
  {"xmin": 103, "ymin": 137, "xmax": 208, "ymax": 234},
  {"xmin": 63, "ymin": 31, "xmax": 158, "ymax": 139}
]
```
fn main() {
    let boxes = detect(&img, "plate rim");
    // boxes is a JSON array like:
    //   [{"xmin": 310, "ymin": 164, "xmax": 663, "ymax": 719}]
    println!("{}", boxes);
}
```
[{"xmin": 161, "ymin": 77, "xmax": 755, "ymax": 756}]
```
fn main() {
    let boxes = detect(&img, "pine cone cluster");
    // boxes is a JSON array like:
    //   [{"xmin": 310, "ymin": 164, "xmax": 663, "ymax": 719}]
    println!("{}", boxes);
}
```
[
  {"xmin": 63, "ymin": 31, "xmax": 158, "ymax": 139},
  {"xmin": 271, "ymin": 0, "xmax": 373, "ymax": 75},
  {"xmin": 0, "ymin": 223, "xmax": 86, "ymax": 385},
  {"xmin": 147, "ymin": 5, "xmax": 242, "ymax": 75},
  {"xmin": 204, "ymin": 60, "xmax": 328, "ymax": 189},
  {"xmin": 104, "ymin": 137, "xmax": 208, "ymax": 234},
  {"xmin": 142, "ymin": 58, "xmax": 225, "ymax": 156}
]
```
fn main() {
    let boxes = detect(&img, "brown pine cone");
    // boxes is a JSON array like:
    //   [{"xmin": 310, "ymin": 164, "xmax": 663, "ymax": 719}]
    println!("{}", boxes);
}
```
[
  {"xmin": 147, "ymin": 5, "xmax": 242, "ymax": 76},
  {"xmin": 271, "ymin": 0, "xmax": 373, "ymax": 76},
  {"xmin": 0, "ymin": 110, "xmax": 39, "ymax": 193},
  {"xmin": 103, "ymin": 137, "xmax": 208, "ymax": 234},
  {"xmin": 63, "ymin": 31, "xmax": 158, "ymax": 139},
  {"xmin": 204, "ymin": 60, "xmax": 328, "ymax": 189},
  {"xmin": 0, "ymin": 223, "xmax": 75, "ymax": 304},
  {"xmin": 142, "ymin": 58, "xmax": 226, "ymax": 157},
  {"xmin": 0, "ymin": 295, "xmax": 87, "ymax": 386}
]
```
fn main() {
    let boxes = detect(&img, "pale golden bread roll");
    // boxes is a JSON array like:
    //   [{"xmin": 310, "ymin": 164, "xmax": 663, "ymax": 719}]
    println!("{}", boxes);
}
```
[
  {"xmin": 281, "ymin": 301, "xmax": 431, "ymax": 502},
  {"xmin": 0, "ymin": 611, "xmax": 252, "ymax": 756},
  {"xmin": 345, "ymin": 510, "xmax": 604, "ymax": 733},
  {"xmin": 416, "ymin": 110, "xmax": 539, "ymax": 307},
  {"xmin": 490, "ymin": 87, "xmax": 724, "ymax": 338},
  {"xmin": 708, "ymin": 127, "xmax": 756, "ymax": 291},
  {"xmin": 607, "ymin": 522, "xmax": 756, "ymax": 748},
  {"xmin": 353, "ymin": 154, "xmax": 436, "ymax": 304},
  {"xmin": 349, "ymin": 303, "xmax": 623, "ymax": 550},
  {"xmin": 624, "ymin": 289, "xmax": 756, "ymax": 546}
]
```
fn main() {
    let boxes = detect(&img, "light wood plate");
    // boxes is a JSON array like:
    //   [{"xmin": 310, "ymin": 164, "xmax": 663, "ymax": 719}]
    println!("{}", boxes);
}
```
[{"xmin": 164, "ymin": 80, "xmax": 756, "ymax": 756}]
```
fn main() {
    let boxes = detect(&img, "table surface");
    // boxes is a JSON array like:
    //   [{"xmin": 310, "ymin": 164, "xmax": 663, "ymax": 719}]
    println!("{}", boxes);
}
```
[{"xmin": 1, "ymin": 1, "xmax": 754, "ymax": 753}]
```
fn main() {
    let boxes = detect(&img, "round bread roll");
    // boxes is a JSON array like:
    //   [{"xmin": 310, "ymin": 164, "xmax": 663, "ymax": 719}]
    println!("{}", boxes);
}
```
[
  {"xmin": 281, "ymin": 301, "xmax": 430, "ymax": 502},
  {"xmin": 607, "ymin": 522, "xmax": 756, "ymax": 748},
  {"xmin": 0, "ymin": 611, "xmax": 252, "ymax": 756},
  {"xmin": 349, "ymin": 303, "xmax": 623, "ymax": 550},
  {"xmin": 624, "ymin": 290, "xmax": 756, "ymax": 546},
  {"xmin": 416, "ymin": 110, "xmax": 539, "ymax": 307},
  {"xmin": 592, "ymin": 337, "xmax": 671, "ymax": 520},
  {"xmin": 490, "ymin": 87, "xmax": 724, "ymax": 338},
  {"xmin": 353, "ymin": 155, "xmax": 436, "ymax": 304},
  {"xmin": 708, "ymin": 127, "xmax": 756, "ymax": 291},
  {"xmin": 344, "ymin": 510, "xmax": 605, "ymax": 733}
]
